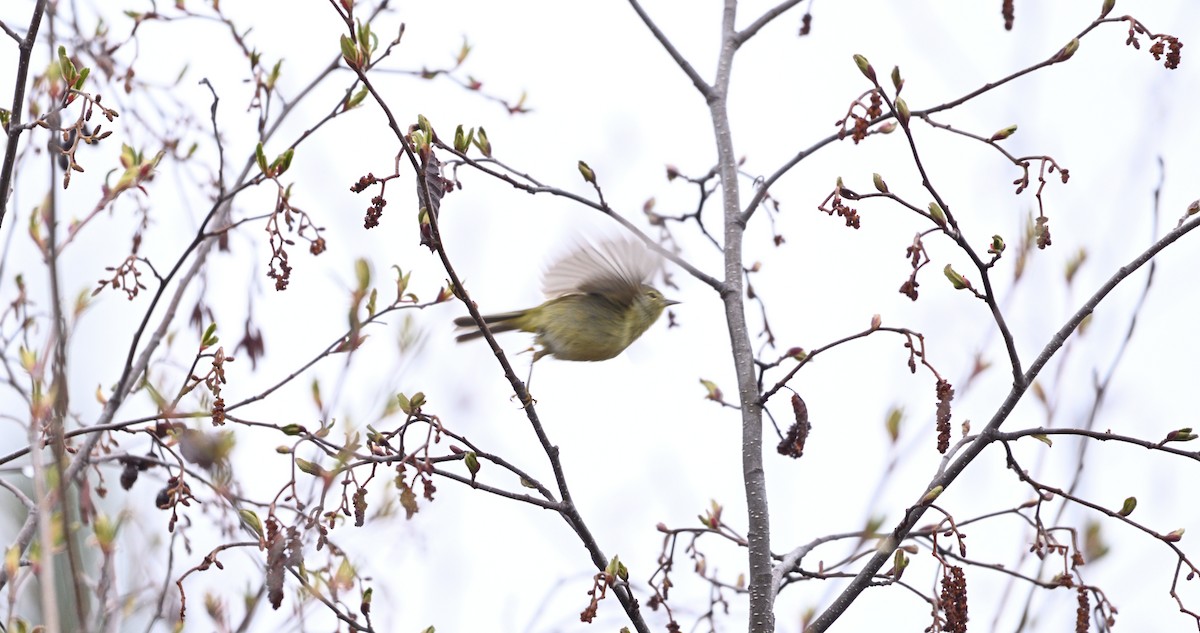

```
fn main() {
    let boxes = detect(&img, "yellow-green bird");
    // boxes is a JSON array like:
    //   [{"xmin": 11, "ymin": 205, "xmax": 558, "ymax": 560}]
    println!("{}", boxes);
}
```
[{"xmin": 454, "ymin": 237, "xmax": 677, "ymax": 361}]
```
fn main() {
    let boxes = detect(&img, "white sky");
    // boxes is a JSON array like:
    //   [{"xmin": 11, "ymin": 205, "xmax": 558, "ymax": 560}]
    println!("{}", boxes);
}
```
[{"xmin": 2, "ymin": 1, "xmax": 1200, "ymax": 631}]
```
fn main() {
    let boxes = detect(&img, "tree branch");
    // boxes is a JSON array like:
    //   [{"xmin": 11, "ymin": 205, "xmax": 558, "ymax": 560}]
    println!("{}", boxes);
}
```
[
  {"xmin": 0, "ymin": 0, "xmax": 49, "ymax": 228},
  {"xmin": 626, "ymin": 0, "xmax": 713, "ymax": 99},
  {"xmin": 807, "ymin": 212, "xmax": 1200, "ymax": 631}
]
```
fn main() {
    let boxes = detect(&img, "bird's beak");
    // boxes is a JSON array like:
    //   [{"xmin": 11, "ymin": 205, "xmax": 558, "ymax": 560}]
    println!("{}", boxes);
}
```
[{"xmin": 665, "ymin": 299, "xmax": 681, "ymax": 307}]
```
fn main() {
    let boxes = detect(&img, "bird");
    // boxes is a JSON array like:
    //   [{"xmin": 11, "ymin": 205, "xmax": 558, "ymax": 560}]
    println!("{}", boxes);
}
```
[{"xmin": 454, "ymin": 237, "xmax": 677, "ymax": 361}]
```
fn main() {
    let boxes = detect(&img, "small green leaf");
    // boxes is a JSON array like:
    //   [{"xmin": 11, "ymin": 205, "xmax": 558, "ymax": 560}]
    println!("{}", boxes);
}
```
[
  {"xmin": 346, "ymin": 85, "xmax": 368, "ymax": 109},
  {"xmin": 473, "ymin": 127, "xmax": 491, "ymax": 157},
  {"xmin": 355, "ymin": 258, "xmax": 371, "ymax": 292},
  {"xmin": 339, "ymin": 35, "xmax": 359, "ymax": 68},
  {"xmin": 295, "ymin": 458, "xmax": 326, "ymax": 477},
  {"xmin": 239, "ymin": 509, "xmax": 264, "ymax": 538},
  {"xmin": 255, "ymin": 142, "xmax": 268, "ymax": 175},
  {"xmin": 201, "ymin": 322, "xmax": 219, "ymax": 348},
  {"xmin": 1118, "ymin": 496, "xmax": 1137, "ymax": 517}
]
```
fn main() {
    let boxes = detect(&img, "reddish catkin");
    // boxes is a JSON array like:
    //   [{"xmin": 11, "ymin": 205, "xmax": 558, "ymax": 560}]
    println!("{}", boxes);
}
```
[
  {"xmin": 935, "ymin": 379, "xmax": 955, "ymax": 454},
  {"xmin": 1076, "ymin": 586, "xmax": 1090, "ymax": 633},
  {"xmin": 940, "ymin": 566, "xmax": 968, "ymax": 633}
]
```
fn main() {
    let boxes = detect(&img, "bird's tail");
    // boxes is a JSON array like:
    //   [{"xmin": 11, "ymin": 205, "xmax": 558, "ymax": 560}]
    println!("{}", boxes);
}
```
[{"xmin": 453, "ymin": 310, "xmax": 528, "ymax": 342}]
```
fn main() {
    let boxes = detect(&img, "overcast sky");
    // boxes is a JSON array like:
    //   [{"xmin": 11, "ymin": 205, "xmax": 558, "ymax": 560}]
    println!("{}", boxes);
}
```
[{"xmin": 2, "ymin": 1, "xmax": 1200, "ymax": 631}]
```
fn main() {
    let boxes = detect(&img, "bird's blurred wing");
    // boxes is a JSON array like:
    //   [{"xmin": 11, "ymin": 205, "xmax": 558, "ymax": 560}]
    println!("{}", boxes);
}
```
[{"xmin": 541, "ymin": 237, "xmax": 661, "ymax": 301}]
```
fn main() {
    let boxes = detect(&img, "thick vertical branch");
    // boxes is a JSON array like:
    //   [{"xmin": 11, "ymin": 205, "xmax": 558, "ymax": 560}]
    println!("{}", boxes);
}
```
[{"xmin": 710, "ymin": 2, "xmax": 774, "ymax": 632}]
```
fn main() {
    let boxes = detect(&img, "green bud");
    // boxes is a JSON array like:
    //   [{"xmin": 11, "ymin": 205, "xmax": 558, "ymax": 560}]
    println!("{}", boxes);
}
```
[
  {"xmin": 57, "ymin": 46, "xmax": 78, "ymax": 85},
  {"xmin": 699, "ymin": 378, "xmax": 723, "ymax": 402},
  {"xmin": 1118, "ymin": 496, "xmax": 1137, "ymax": 517},
  {"xmin": 267, "ymin": 60, "xmax": 283, "ymax": 91},
  {"xmin": 474, "ymin": 126, "xmax": 491, "ymax": 157},
  {"xmin": 892, "ymin": 549, "xmax": 909, "ymax": 580},
  {"xmin": 890, "ymin": 66, "xmax": 903, "ymax": 92},
  {"xmin": 1100, "ymin": 0, "xmax": 1115, "ymax": 19},
  {"xmin": 453, "ymin": 125, "xmax": 469, "ymax": 152},
  {"xmin": 201, "ymin": 322, "xmax": 219, "ymax": 348},
  {"xmin": 345, "ymin": 85, "xmax": 368, "ymax": 110},
  {"xmin": 464, "ymin": 451, "xmax": 480, "ymax": 477},
  {"xmin": 355, "ymin": 258, "xmax": 371, "ymax": 292},
  {"xmin": 339, "ymin": 35, "xmax": 361, "ymax": 69},
  {"xmin": 295, "ymin": 458, "xmax": 326, "ymax": 477},
  {"xmin": 852, "ymin": 54, "xmax": 876, "ymax": 82},
  {"xmin": 989, "ymin": 235, "xmax": 1006, "ymax": 254},
  {"xmin": 989, "ymin": 125, "xmax": 1018, "ymax": 142},
  {"xmin": 18, "ymin": 346, "xmax": 36, "ymax": 372},
  {"xmin": 928, "ymin": 201, "xmax": 946, "ymax": 227},
  {"xmin": 578, "ymin": 160, "xmax": 596, "ymax": 184},
  {"xmin": 921, "ymin": 485, "xmax": 943, "ymax": 503},
  {"xmin": 872, "ymin": 173, "xmax": 888, "ymax": 193},
  {"xmin": 410, "ymin": 129, "xmax": 428, "ymax": 152},
  {"xmin": 894, "ymin": 97, "xmax": 910, "ymax": 127},
  {"xmin": 281, "ymin": 424, "xmax": 306, "ymax": 436},
  {"xmin": 885, "ymin": 407, "xmax": 902, "ymax": 442},
  {"xmin": 944, "ymin": 264, "xmax": 969, "ymax": 290},
  {"xmin": 604, "ymin": 555, "xmax": 629, "ymax": 581},
  {"xmin": 239, "ymin": 509, "xmax": 264, "ymax": 538},
  {"xmin": 255, "ymin": 142, "xmax": 268, "ymax": 175},
  {"xmin": 355, "ymin": 20, "xmax": 374, "ymax": 62},
  {"xmin": 92, "ymin": 513, "xmax": 118, "ymax": 553},
  {"xmin": 270, "ymin": 147, "xmax": 294, "ymax": 176},
  {"xmin": 1055, "ymin": 38, "xmax": 1080, "ymax": 62},
  {"xmin": 1162, "ymin": 427, "xmax": 1197, "ymax": 443}
]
